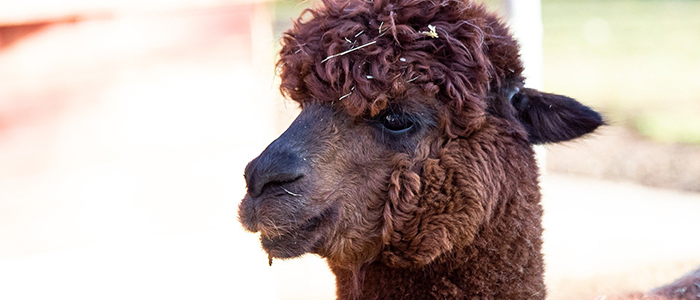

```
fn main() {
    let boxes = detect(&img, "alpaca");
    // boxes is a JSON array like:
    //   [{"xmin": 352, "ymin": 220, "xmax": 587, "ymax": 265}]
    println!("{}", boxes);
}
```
[{"xmin": 237, "ymin": 0, "xmax": 697, "ymax": 299}]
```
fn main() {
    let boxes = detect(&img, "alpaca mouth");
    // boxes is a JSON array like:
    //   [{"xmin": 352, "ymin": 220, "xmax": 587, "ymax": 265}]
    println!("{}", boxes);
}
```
[{"xmin": 259, "ymin": 207, "xmax": 335, "ymax": 259}]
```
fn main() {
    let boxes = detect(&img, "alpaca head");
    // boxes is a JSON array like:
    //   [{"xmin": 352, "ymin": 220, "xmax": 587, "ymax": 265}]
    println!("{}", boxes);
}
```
[{"xmin": 238, "ymin": 0, "xmax": 602, "ymax": 268}]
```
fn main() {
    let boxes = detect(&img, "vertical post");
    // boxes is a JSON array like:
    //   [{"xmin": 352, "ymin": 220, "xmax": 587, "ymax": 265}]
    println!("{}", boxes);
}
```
[
  {"xmin": 501, "ymin": 0, "xmax": 546, "ymax": 169},
  {"xmin": 501, "ymin": 0, "xmax": 543, "ymax": 90}
]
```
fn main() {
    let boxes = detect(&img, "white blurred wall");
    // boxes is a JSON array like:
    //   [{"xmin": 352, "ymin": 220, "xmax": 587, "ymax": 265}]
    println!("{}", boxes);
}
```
[{"xmin": 0, "ymin": 2, "xmax": 323, "ymax": 299}]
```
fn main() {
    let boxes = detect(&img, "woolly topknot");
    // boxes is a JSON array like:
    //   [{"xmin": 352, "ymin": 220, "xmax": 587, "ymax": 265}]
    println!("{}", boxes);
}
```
[{"xmin": 277, "ymin": 0, "xmax": 523, "ymax": 136}]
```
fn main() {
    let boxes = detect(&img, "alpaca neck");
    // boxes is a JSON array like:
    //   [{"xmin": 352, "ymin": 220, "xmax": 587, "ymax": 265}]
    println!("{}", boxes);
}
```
[{"xmin": 329, "ymin": 203, "xmax": 545, "ymax": 300}]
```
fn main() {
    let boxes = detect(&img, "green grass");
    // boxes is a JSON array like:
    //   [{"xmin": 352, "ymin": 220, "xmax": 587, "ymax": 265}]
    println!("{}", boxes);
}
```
[
  {"xmin": 541, "ymin": 0, "xmax": 700, "ymax": 144},
  {"xmin": 271, "ymin": 0, "xmax": 700, "ymax": 144}
]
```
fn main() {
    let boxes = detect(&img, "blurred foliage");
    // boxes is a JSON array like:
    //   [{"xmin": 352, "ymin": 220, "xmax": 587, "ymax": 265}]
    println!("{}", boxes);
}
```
[
  {"xmin": 541, "ymin": 0, "xmax": 700, "ymax": 144},
  {"xmin": 271, "ymin": 0, "xmax": 700, "ymax": 144}
]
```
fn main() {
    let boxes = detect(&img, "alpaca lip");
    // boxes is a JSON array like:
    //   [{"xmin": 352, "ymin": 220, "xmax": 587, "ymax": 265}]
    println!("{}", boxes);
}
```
[
  {"xmin": 260, "ymin": 207, "xmax": 334, "ymax": 259},
  {"xmin": 261, "ymin": 208, "xmax": 328, "ymax": 240},
  {"xmin": 238, "ymin": 187, "xmax": 310, "ymax": 234}
]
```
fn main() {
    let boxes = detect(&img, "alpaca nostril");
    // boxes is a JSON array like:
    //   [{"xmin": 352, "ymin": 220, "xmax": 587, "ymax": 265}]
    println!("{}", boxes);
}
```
[{"xmin": 245, "ymin": 151, "xmax": 306, "ymax": 198}]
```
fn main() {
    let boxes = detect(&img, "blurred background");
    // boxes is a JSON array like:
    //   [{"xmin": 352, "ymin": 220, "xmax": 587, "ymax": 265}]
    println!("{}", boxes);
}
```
[{"xmin": 0, "ymin": 0, "xmax": 698, "ymax": 299}]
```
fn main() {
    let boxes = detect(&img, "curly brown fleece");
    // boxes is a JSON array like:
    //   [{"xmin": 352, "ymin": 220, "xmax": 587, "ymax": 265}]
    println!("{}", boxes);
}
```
[{"xmin": 278, "ymin": 0, "xmax": 523, "ymax": 137}]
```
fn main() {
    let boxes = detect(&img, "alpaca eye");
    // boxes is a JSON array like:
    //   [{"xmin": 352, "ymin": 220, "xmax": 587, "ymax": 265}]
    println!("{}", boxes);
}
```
[{"xmin": 382, "ymin": 114, "xmax": 414, "ymax": 132}]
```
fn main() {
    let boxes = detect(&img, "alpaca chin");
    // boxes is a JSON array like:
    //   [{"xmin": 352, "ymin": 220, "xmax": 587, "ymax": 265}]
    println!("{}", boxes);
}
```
[{"xmin": 259, "ymin": 229, "xmax": 321, "ymax": 259}]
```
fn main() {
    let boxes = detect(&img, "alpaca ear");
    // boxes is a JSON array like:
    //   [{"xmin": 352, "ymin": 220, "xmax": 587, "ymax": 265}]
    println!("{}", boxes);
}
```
[{"xmin": 510, "ymin": 88, "xmax": 604, "ymax": 144}]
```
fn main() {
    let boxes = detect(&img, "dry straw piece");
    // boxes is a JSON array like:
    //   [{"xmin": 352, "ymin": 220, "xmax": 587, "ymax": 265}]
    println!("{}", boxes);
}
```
[
  {"xmin": 421, "ymin": 24, "xmax": 439, "ymax": 38},
  {"xmin": 322, "ymin": 40, "xmax": 378, "ymax": 63}
]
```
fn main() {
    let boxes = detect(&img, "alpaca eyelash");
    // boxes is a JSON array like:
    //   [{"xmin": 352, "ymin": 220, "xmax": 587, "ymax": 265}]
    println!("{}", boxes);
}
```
[
  {"xmin": 371, "ymin": 109, "xmax": 417, "ymax": 134},
  {"xmin": 381, "ymin": 114, "xmax": 415, "ymax": 133}
]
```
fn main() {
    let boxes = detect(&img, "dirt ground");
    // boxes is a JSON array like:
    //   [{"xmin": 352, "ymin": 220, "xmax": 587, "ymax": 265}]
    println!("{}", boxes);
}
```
[{"xmin": 547, "ymin": 126, "xmax": 700, "ymax": 193}]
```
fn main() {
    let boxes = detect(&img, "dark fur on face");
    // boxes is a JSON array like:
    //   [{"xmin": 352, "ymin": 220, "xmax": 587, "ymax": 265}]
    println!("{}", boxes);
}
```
[{"xmin": 238, "ymin": 0, "xmax": 603, "ymax": 299}]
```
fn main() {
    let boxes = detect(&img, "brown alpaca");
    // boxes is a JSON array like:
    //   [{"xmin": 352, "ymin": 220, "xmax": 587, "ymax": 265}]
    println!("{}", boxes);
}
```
[{"xmin": 237, "ymin": 0, "xmax": 699, "ymax": 299}]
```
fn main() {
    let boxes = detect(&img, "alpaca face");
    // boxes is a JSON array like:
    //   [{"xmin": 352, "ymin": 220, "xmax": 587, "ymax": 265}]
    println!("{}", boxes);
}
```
[
  {"xmin": 239, "ymin": 95, "xmax": 443, "ymax": 265},
  {"xmin": 238, "ymin": 0, "xmax": 603, "ymax": 268}
]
